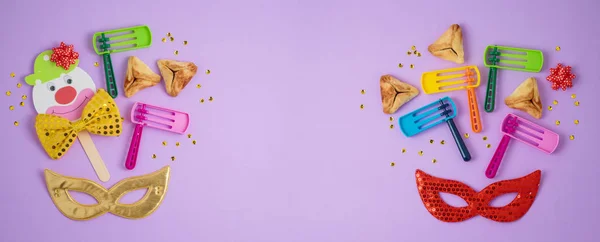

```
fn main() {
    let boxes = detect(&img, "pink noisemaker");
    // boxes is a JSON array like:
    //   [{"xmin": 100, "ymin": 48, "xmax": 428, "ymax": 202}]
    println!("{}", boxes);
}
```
[
  {"xmin": 485, "ymin": 113, "xmax": 559, "ymax": 179},
  {"xmin": 125, "ymin": 102, "xmax": 190, "ymax": 170}
]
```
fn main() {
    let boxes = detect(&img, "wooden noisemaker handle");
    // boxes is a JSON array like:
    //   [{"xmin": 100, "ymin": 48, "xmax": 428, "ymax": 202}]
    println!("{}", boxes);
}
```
[
  {"xmin": 78, "ymin": 131, "xmax": 110, "ymax": 182},
  {"xmin": 467, "ymin": 88, "xmax": 482, "ymax": 133}
]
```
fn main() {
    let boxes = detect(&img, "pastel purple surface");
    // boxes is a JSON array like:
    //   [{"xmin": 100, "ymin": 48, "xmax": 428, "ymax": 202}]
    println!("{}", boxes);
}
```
[{"xmin": 0, "ymin": 0, "xmax": 598, "ymax": 241}]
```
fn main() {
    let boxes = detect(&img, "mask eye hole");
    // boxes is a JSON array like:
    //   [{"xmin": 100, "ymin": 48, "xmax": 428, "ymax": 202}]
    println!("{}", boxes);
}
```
[
  {"xmin": 66, "ymin": 190, "xmax": 99, "ymax": 205},
  {"xmin": 440, "ymin": 193, "xmax": 468, "ymax": 207},
  {"xmin": 488, "ymin": 192, "xmax": 518, "ymax": 207},
  {"xmin": 47, "ymin": 82, "xmax": 56, "ymax": 91},
  {"xmin": 63, "ymin": 75, "xmax": 73, "ymax": 85},
  {"xmin": 117, "ymin": 188, "xmax": 150, "ymax": 204}
]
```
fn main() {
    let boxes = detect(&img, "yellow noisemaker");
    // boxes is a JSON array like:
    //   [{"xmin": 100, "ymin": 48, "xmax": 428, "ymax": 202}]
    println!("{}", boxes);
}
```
[{"xmin": 421, "ymin": 65, "xmax": 483, "ymax": 133}]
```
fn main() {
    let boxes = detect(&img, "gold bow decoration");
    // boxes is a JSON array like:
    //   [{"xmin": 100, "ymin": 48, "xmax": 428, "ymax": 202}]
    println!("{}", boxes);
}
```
[{"xmin": 35, "ymin": 89, "xmax": 123, "ymax": 159}]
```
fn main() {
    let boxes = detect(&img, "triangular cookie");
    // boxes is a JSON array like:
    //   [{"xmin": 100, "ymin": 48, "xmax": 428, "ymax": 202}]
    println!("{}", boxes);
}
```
[
  {"xmin": 505, "ymin": 77, "xmax": 543, "ymax": 119},
  {"xmin": 428, "ymin": 24, "xmax": 464, "ymax": 64},
  {"xmin": 124, "ymin": 56, "xmax": 161, "ymax": 98},
  {"xmin": 157, "ymin": 59, "xmax": 198, "ymax": 97},
  {"xmin": 380, "ymin": 75, "xmax": 419, "ymax": 114}
]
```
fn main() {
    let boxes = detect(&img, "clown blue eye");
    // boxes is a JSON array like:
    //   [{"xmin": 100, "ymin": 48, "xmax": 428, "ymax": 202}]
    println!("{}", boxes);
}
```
[
  {"xmin": 64, "ymin": 75, "xmax": 73, "ymax": 85},
  {"xmin": 47, "ymin": 82, "xmax": 56, "ymax": 92}
]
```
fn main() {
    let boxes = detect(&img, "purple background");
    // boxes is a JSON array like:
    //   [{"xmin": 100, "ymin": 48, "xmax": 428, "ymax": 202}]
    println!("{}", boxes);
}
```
[{"xmin": 1, "ymin": 0, "xmax": 598, "ymax": 241}]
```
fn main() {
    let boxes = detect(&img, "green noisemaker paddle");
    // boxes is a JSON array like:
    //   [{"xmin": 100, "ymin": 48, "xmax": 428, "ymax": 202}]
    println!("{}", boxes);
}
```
[
  {"xmin": 93, "ymin": 25, "xmax": 152, "ymax": 98},
  {"xmin": 483, "ymin": 45, "xmax": 543, "ymax": 112}
]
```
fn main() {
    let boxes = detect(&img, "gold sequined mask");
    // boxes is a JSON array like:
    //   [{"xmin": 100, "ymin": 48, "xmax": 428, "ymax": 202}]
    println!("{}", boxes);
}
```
[{"xmin": 45, "ymin": 166, "xmax": 170, "ymax": 220}]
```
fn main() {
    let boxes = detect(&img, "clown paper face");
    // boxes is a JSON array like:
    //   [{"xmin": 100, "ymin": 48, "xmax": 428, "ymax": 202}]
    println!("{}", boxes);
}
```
[{"xmin": 32, "ymin": 67, "xmax": 96, "ymax": 120}]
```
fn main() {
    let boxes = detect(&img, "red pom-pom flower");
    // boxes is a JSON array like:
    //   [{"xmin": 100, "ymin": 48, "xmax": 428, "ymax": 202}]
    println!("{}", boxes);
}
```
[
  {"xmin": 546, "ymin": 63, "xmax": 575, "ymax": 91},
  {"xmin": 50, "ymin": 42, "xmax": 79, "ymax": 70}
]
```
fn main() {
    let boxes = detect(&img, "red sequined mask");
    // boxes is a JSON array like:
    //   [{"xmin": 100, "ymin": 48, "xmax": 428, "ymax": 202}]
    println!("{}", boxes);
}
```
[{"xmin": 415, "ymin": 169, "xmax": 541, "ymax": 222}]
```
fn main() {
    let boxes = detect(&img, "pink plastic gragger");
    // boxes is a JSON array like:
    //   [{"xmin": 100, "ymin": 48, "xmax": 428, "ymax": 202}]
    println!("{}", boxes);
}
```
[
  {"xmin": 485, "ymin": 113, "xmax": 559, "ymax": 178},
  {"xmin": 125, "ymin": 102, "xmax": 190, "ymax": 170}
]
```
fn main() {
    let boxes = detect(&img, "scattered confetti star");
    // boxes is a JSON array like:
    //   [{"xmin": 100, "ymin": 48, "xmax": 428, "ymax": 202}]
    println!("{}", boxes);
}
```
[
  {"xmin": 19, "ymin": 102, "xmax": 24, "ymax": 106},
  {"xmin": 360, "ymin": 104, "xmax": 364, "ymax": 109},
  {"xmin": 410, "ymin": 64, "xmax": 415, "ymax": 69},
  {"xmin": 390, "ymin": 162, "xmax": 395, "ymax": 167},
  {"xmin": 483, "ymin": 136, "xmax": 488, "ymax": 141},
  {"xmin": 14, "ymin": 121, "xmax": 19, "ymax": 126},
  {"xmin": 411, "ymin": 45, "xmax": 416, "ymax": 51},
  {"xmin": 171, "ymin": 156, "xmax": 176, "ymax": 161},
  {"xmin": 417, "ymin": 52, "xmax": 422, "ymax": 57},
  {"xmin": 152, "ymin": 154, "xmax": 157, "ymax": 159},
  {"xmin": 10, "ymin": 72, "xmax": 15, "ymax": 78},
  {"xmin": 389, "ymin": 124, "xmax": 394, "ymax": 129},
  {"xmin": 174, "ymin": 50, "xmax": 179, "ymax": 55},
  {"xmin": 183, "ymin": 40, "xmax": 188, "ymax": 45},
  {"xmin": 432, "ymin": 159, "xmax": 437, "ymax": 163},
  {"xmin": 192, "ymin": 140, "xmax": 197, "ymax": 145},
  {"xmin": 569, "ymin": 135, "xmax": 575, "ymax": 140},
  {"xmin": 571, "ymin": 94, "xmax": 576, "ymax": 99},
  {"xmin": 418, "ymin": 151, "xmax": 423, "ymax": 156},
  {"xmin": 574, "ymin": 119, "xmax": 580, "ymax": 125},
  {"xmin": 402, "ymin": 148, "xmax": 406, "ymax": 153},
  {"xmin": 162, "ymin": 141, "xmax": 167, "ymax": 146},
  {"xmin": 464, "ymin": 133, "xmax": 469, "ymax": 138},
  {"xmin": 574, "ymin": 101, "xmax": 580, "ymax": 106},
  {"xmin": 361, "ymin": 89, "xmax": 365, "ymax": 94},
  {"xmin": 200, "ymin": 99, "xmax": 205, "ymax": 103},
  {"xmin": 413, "ymin": 50, "xmax": 418, "ymax": 55},
  {"xmin": 16, "ymin": 83, "xmax": 22, "ymax": 88},
  {"xmin": 407, "ymin": 51, "xmax": 412, "ymax": 55},
  {"xmin": 553, "ymin": 100, "xmax": 558, "ymax": 105},
  {"xmin": 389, "ymin": 117, "xmax": 393, "ymax": 121},
  {"xmin": 176, "ymin": 142, "xmax": 180, "ymax": 147},
  {"xmin": 486, "ymin": 144, "xmax": 491, "ymax": 148},
  {"xmin": 94, "ymin": 62, "xmax": 99, "ymax": 67},
  {"xmin": 187, "ymin": 134, "xmax": 192, "ymax": 138},
  {"xmin": 209, "ymin": 96, "xmax": 214, "ymax": 101},
  {"xmin": 429, "ymin": 139, "xmax": 434, "ymax": 144},
  {"xmin": 548, "ymin": 106, "xmax": 553, "ymax": 111},
  {"xmin": 6, "ymin": 91, "xmax": 11, "ymax": 96},
  {"xmin": 196, "ymin": 84, "xmax": 201, "ymax": 88},
  {"xmin": 21, "ymin": 95, "xmax": 27, "ymax": 100},
  {"xmin": 162, "ymin": 38, "xmax": 167, "ymax": 42},
  {"xmin": 398, "ymin": 63, "xmax": 403, "ymax": 68},
  {"xmin": 167, "ymin": 32, "xmax": 172, "ymax": 37},
  {"xmin": 170, "ymin": 37, "xmax": 175, "ymax": 42},
  {"xmin": 555, "ymin": 46, "xmax": 561, "ymax": 51},
  {"xmin": 440, "ymin": 140, "xmax": 445, "ymax": 145},
  {"xmin": 9, "ymin": 105, "xmax": 14, "ymax": 111},
  {"xmin": 555, "ymin": 120, "xmax": 561, "ymax": 125},
  {"xmin": 205, "ymin": 69, "xmax": 211, "ymax": 74}
]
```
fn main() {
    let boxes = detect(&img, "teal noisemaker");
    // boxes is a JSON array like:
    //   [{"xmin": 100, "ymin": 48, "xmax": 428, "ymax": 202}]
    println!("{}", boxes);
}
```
[{"xmin": 399, "ymin": 96, "xmax": 471, "ymax": 161}]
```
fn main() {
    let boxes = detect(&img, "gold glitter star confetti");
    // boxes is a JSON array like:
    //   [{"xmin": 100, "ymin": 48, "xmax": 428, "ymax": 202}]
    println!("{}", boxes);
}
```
[
  {"xmin": 361, "ymin": 89, "xmax": 365, "ymax": 94},
  {"xmin": 152, "ymin": 154, "xmax": 157, "ymax": 159},
  {"xmin": 19, "ymin": 102, "xmax": 24, "ymax": 106},
  {"xmin": 200, "ymin": 99, "xmax": 205, "ymax": 103},
  {"xmin": 174, "ymin": 50, "xmax": 179, "ymax": 55},
  {"xmin": 171, "ymin": 156, "xmax": 176, "ymax": 161},
  {"xmin": 548, "ymin": 106, "xmax": 553, "ymax": 111},
  {"xmin": 574, "ymin": 119, "xmax": 579, "ymax": 125},
  {"xmin": 6, "ymin": 91, "xmax": 11, "ymax": 96},
  {"xmin": 175, "ymin": 142, "xmax": 180, "ymax": 147},
  {"xmin": 205, "ymin": 69, "xmax": 211, "ymax": 74},
  {"xmin": 167, "ymin": 32, "xmax": 172, "ymax": 37},
  {"xmin": 196, "ymin": 84, "xmax": 201, "ymax": 88},
  {"xmin": 187, "ymin": 134, "xmax": 192, "ymax": 138},
  {"xmin": 162, "ymin": 141, "xmax": 167, "ymax": 146},
  {"xmin": 10, "ymin": 72, "xmax": 15, "ymax": 78},
  {"xmin": 209, "ymin": 96, "xmax": 214, "ymax": 101},
  {"xmin": 9, "ymin": 105, "xmax": 14, "ymax": 111},
  {"xmin": 389, "ymin": 117, "xmax": 393, "ymax": 122},
  {"xmin": 170, "ymin": 36, "xmax": 175, "ymax": 42},
  {"xmin": 574, "ymin": 101, "xmax": 580, "ymax": 106},
  {"xmin": 553, "ymin": 100, "xmax": 558, "ymax": 105},
  {"xmin": 183, "ymin": 40, "xmax": 188, "ymax": 45},
  {"xmin": 360, "ymin": 104, "xmax": 364, "ymax": 109},
  {"xmin": 486, "ymin": 144, "xmax": 491, "ymax": 148},
  {"xmin": 389, "ymin": 124, "xmax": 394, "ymax": 129},
  {"xmin": 390, "ymin": 162, "xmax": 395, "ymax": 167},
  {"xmin": 398, "ymin": 63, "xmax": 403, "ymax": 68},
  {"xmin": 162, "ymin": 38, "xmax": 167, "ymax": 43},
  {"xmin": 555, "ymin": 46, "xmax": 561, "ymax": 51},
  {"xmin": 14, "ymin": 121, "xmax": 19, "ymax": 126},
  {"xmin": 418, "ymin": 151, "xmax": 423, "ymax": 156},
  {"xmin": 411, "ymin": 45, "xmax": 416, "ymax": 51},
  {"xmin": 464, "ymin": 133, "xmax": 469, "ymax": 138},
  {"xmin": 417, "ymin": 52, "xmax": 422, "ymax": 57},
  {"xmin": 555, "ymin": 120, "xmax": 561, "ymax": 125},
  {"xmin": 571, "ymin": 94, "xmax": 576, "ymax": 99},
  {"xmin": 413, "ymin": 50, "xmax": 417, "ymax": 55},
  {"xmin": 483, "ymin": 136, "xmax": 488, "ymax": 141},
  {"xmin": 569, "ymin": 135, "xmax": 575, "ymax": 140},
  {"xmin": 192, "ymin": 140, "xmax": 197, "ymax": 145},
  {"xmin": 94, "ymin": 62, "xmax": 99, "ymax": 67},
  {"xmin": 16, "ymin": 83, "xmax": 22, "ymax": 88},
  {"xmin": 407, "ymin": 51, "xmax": 412, "ymax": 55},
  {"xmin": 402, "ymin": 148, "xmax": 406, "ymax": 153},
  {"xmin": 440, "ymin": 140, "xmax": 445, "ymax": 145},
  {"xmin": 21, "ymin": 95, "xmax": 27, "ymax": 100},
  {"xmin": 432, "ymin": 158, "xmax": 437, "ymax": 163},
  {"xmin": 429, "ymin": 139, "xmax": 434, "ymax": 144},
  {"xmin": 410, "ymin": 64, "xmax": 415, "ymax": 69}
]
